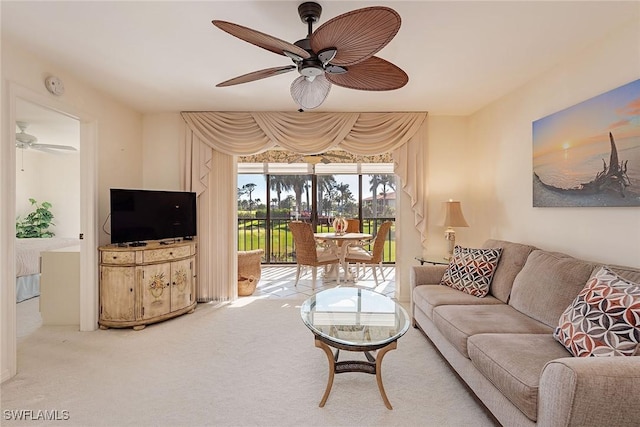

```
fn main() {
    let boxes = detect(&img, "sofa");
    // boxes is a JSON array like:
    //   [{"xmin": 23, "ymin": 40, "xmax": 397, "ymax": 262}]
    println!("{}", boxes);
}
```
[{"xmin": 410, "ymin": 239, "xmax": 640, "ymax": 427}]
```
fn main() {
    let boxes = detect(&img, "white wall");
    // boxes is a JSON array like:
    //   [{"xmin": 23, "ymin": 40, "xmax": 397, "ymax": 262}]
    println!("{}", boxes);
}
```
[
  {"xmin": 465, "ymin": 20, "xmax": 640, "ymax": 267},
  {"xmin": 15, "ymin": 149, "xmax": 80, "ymax": 238},
  {"xmin": 142, "ymin": 113, "xmax": 184, "ymax": 190},
  {"xmin": 37, "ymin": 150, "xmax": 80, "ymax": 238},
  {"xmin": 424, "ymin": 115, "xmax": 473, "ymax": 256}
]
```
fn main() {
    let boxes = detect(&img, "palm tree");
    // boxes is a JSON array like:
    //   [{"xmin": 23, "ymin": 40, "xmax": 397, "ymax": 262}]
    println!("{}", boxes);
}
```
[
  {"xmin": 282, "ymin": 194, "xmax": 295, "ymax": 210},
  {"xmin": 317, "ymin": 175, "xmax": 337, "ymax": 216},
  {"xmin": 369, "ymin": 175, "xmax": 382, "ymax": 217},
  {"xmin": 303, "ymin": 180, "xmax": 310, "ymax": 215},
  {"xmin": 242, "ymin": 183, "xmax": 257, "ymax": 214},
  {"xmin": 335, "ymin": 183, "xmax": 354, "ymax": 213},
  {"xmin": 283, "ymin": 175, "xmax": 309, "ymax": 216},
  {"xmin": 378, "ymin": 174, "xmax": 396, "ymax": 213},
  {"xmin": 269, "ymin": 176, "xmax": 292, "ymax": 209}
]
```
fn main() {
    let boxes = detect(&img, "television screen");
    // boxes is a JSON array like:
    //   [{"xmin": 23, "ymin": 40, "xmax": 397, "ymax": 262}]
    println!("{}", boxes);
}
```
[{"xmin": 110, "ymin": 189, "xmax": 197, "ymax": 244}]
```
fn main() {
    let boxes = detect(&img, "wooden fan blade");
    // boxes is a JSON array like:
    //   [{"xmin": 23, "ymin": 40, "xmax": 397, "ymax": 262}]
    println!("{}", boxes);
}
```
[
  {"xmin": 212, "ymin": 20, "xmax": 310, "ymax": 59},
  {"xmin": 217, "ymin": 66, "xmax": 296, "ymax": 87},
  {"xmin": 310, "ymin": 7, "xmax": 401, "ymax": 66},
  {"xmin": 325, "ymin": 56, "xmax": 408, "ymax": 91}
]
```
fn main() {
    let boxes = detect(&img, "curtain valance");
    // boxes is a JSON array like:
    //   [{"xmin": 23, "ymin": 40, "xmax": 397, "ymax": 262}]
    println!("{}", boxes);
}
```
[{"xmin": 181, "ymin": 111, "xmax": 426, "ymax": 156}]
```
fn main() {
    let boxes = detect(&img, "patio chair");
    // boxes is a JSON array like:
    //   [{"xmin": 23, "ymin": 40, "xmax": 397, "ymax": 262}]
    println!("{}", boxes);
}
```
[
  {"xmin": 335, "ymin": 219, "xmax": 360, "ymax": 248},
  {"xmin": 345, "ymin": 221, "xmax": 393, "ymax": 285},
  {"xmin": 289, "ymin": 221, "xmax": 340, "ymax": 289},
  {"xmin": 345, "ymin": 218, "xmax": 360, "ymax": 233}
]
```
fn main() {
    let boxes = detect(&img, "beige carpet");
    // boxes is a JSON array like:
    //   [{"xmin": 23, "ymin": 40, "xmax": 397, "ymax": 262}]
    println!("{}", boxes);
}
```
[{"xmin": 2, "ymin": 296, "xmax": 496, "ymax": 426}]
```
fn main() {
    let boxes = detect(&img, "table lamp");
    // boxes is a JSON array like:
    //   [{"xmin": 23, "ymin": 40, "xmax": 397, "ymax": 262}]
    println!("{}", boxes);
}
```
[{"xmin": 442, "ymin": 200, "xmax": 469, "ymax": 260}]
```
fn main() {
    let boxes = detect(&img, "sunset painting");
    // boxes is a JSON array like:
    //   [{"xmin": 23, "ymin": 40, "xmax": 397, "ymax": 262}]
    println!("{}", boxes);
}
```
[{"xmin": 533, "ymin": 79, "xmax": 640, "ymax": 207}]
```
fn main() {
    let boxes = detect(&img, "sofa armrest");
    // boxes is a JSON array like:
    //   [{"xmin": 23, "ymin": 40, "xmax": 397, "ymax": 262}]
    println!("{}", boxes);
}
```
[
  {"xmin": 538, "ymin": 357, "xmax": 640, "ymax": 427},
  {"xmin": 410, "ymin": 265, "xmax": 448, "ymax": 290}
]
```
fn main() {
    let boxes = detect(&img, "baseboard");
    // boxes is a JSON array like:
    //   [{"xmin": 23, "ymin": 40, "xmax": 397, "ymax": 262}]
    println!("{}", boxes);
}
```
[{"xmin": 1, "ymin": 367, "xmax": 13, "ymax": 383}]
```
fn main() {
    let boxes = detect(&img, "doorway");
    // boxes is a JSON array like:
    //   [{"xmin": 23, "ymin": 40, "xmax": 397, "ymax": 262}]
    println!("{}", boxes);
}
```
[
  {"xmin": 1, "ymin": 82, "xmax": 98, "ymax": 382},
  {"xmin": 15, "ymin": 99, "xmax": 81, "ymax": 336}
]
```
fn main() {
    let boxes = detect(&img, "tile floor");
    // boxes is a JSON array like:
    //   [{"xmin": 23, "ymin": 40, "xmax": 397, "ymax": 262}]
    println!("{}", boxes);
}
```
[{"xmin": 253, "ymin": 264, "xmax": 396, "ymax": 300}]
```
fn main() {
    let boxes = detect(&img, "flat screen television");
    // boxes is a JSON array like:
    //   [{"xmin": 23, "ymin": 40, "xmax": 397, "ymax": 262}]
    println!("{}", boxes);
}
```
[{"xmin": 110, "ymin": 188, "xmax": 197, "ymax": 244}]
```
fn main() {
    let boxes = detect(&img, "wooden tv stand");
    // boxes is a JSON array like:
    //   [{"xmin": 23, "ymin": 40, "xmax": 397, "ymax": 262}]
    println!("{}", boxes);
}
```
[{"xmin": 98, "ymin": 240, "xmax": 197, "ymax": 330}]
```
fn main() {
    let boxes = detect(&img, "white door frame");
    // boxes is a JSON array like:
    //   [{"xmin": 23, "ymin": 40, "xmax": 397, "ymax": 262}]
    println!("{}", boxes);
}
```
[{"xmin": 1, "ymin": 82, "xmax": 98, "ymax": 382}]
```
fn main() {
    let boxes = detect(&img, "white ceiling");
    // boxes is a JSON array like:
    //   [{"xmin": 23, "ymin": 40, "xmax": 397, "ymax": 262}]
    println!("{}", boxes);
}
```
[{"xmin": 2, "ymin": 1, "xmax": 639, "ymax": 116}]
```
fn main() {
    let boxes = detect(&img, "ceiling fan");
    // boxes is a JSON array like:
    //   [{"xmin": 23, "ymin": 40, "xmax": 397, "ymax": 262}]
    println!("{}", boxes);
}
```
[
  {"xmin": 212, "ymin": 2, "xmax": 408, "ymax": 110},
  {"xmin": 15, "ymin": 121, "xmax": 77, "ymax": 153}
]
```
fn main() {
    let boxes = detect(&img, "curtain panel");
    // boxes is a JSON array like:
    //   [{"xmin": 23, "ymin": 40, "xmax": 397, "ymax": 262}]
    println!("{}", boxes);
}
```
[{"xmin": 181, "ymin": 111, "xmax": 428, "ymax": 302}]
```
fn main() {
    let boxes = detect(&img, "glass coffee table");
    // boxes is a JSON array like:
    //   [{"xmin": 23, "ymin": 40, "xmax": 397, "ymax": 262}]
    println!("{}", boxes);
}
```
[{"xmin": 300, "ymin": 287, "xmax": 410, "ymax": 409}]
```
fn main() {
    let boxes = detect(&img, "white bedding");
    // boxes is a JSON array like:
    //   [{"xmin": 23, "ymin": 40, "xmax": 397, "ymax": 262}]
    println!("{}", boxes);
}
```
[{"xmin": 15, "ymin": 237, "xmax": 80, "ymax": 277}]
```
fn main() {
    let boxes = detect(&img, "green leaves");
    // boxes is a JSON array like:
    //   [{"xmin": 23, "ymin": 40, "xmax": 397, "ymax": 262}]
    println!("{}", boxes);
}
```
[{"xmin": 16, "ymin": 199, "xmax": 56, "ymax": 238}]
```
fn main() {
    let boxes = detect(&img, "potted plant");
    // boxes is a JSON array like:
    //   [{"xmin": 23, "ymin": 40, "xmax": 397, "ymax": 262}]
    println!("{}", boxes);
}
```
[{"xmin": 16, "ymin": 198, "xmax": 56, "ymax": 238}]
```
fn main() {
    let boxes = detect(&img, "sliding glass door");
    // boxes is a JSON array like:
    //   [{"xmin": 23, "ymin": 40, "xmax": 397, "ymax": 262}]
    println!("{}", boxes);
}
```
[{"xmin": 238, "ymin": 162, "xmax": 396, "ymax": 264}]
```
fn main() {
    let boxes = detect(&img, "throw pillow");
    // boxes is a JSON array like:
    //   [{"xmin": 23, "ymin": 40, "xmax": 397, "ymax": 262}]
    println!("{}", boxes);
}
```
[
  {"xmin": 554, "ymin": 266, "xmax": 640, "ymax": 357},
  {"xmin": 440, "ymin": 246, "xmax": 503, "ymax": 297}
]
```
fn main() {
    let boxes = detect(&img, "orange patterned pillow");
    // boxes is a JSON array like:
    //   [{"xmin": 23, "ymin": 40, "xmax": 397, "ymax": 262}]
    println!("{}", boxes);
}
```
[{"xmin": 554, "ymin": 266, "xmax": 640, "ymax": 357}]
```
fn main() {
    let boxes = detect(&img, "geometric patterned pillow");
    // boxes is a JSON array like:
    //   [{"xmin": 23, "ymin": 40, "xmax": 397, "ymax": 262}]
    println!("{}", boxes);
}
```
[
  {"xmin": 553, "ymin": 266, "xmax": 640, "ymax": 357},
  {"xmin": 440, "ymin": 246, "xmax": 503, "ymax": 298}
]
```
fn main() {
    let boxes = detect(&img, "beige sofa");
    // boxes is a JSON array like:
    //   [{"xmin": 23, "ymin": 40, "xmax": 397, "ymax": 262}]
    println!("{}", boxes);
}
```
[{"xmin": 410, "ymin": 239, "xmax": 640, "ymax": 427}]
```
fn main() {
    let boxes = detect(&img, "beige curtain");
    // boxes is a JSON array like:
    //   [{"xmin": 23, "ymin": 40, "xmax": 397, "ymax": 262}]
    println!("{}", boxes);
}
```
[{"xmin": 181, "ymin": 111, "xmax": 428, "ymax": 302}]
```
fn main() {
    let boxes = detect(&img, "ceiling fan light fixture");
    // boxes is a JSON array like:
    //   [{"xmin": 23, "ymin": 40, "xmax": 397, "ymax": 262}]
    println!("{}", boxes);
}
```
[
  {"xmin": 300, "ymin": 64, "xmax": 323, "ymax": 78},
  {"xmin": 290, "ymin": 74, "xmax": 331, "ymax": 109},
  {"xmin": 16, "ymin": 121, "xmax": 38, "ymax": 145}
]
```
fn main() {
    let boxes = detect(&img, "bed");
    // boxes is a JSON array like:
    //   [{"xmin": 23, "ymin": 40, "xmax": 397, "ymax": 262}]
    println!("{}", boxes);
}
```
[{"xmin": 16, "ymin": 237, "xmax": 80, "ymax": 302}]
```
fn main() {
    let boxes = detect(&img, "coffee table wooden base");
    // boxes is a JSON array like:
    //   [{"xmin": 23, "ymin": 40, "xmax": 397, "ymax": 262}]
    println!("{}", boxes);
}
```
[{"xmin": 314, "ymin": 337, "xmax": 398, "ymax": 410}]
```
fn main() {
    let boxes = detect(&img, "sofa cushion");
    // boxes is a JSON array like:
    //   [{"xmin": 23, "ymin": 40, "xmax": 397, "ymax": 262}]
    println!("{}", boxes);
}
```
[
  {"xmin": 468, "ymin": 334, "xmax": 571, "ymax": 421},
  {"xmin": 440, "ymin": 246, "xmax": 503, "ymax": 297},
  {"xmin": 605, "ymin": 264, "xmax": 640, "ymax": 284},
  {"xmin": 432, "ymin": 304, "xmax": 552, "ymax": 358},
  {"xmin": 482, "ymin": 239, "xmax": 536, "ymax": 303},
  {"xmin": 413, "ymin": 284, "xmax": 502, "ymax": 320},
  {"xmin": 411, "ymin": 264, "xmax": 449, "ymax": 287},
  {"xmin": 509, "ymin": 250, "xmax": 597, "ymax": 328},
  {"xmin": 554, "ymin": 266, "xmax": 640, "ymax": 357}
]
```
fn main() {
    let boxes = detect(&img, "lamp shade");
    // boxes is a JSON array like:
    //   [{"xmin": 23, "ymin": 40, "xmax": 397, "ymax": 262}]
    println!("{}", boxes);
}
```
[
  {"xmin": 290, "ymin": 74, "xmax": 331, "ymax": 110},
  {"xmin": 442, "ymin": 201, "xmax": 469, "ymax": 228}
]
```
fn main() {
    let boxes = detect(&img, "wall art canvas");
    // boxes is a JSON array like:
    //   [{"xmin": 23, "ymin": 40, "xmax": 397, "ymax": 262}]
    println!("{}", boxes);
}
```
[{"xmin": 533, "ymin": 79, "xmax": 640, "ymax": 207}]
